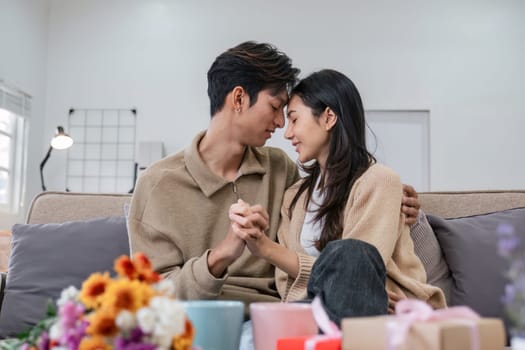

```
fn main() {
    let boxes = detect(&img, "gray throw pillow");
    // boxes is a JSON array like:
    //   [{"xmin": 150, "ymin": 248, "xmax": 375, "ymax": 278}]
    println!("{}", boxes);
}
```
[
  {"xmin": 409, "ymin": 210, "xmax": 452, "ymax": 302},
  {"xmin": 427, "ymin": 208, "xmax": 525, "ymax": 321},
  {"xmin": 0, "ymin": 216, "xmax": 130, "ymax": 338}
]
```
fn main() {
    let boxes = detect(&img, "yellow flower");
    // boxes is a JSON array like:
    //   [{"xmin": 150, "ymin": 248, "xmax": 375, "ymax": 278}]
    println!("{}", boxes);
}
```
[
  {"xmin": 86, "ymin": 308, "xmax": 118, "ymax": 337},
  {"xmin": 173, "ymin": 318, "xmax": 195, "ymax": 350},
  {"xmin": 100, "ymin": 278, "xmax": 154, "ymax": 313},
  {"xmin": 79, "ymin": 272, "xmax": 112, "ymax": 309},
  {"xmin": 78, "ymin": 335, "xmax": 112, "ymax": 350}
]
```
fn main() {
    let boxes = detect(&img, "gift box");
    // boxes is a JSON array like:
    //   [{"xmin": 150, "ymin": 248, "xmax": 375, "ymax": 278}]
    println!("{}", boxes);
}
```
[
  {"xmin": 277, "ymin": 335, "xmax": 341, "ymax": 350},
  {"xmin": 342, "ymin": 315, "xmax": 505, "ymax": 350}
]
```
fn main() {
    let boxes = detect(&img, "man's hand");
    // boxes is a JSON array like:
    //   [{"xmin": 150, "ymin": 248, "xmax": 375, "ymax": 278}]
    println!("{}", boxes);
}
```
[
  {"xmin": 207, "ymin": 204, "xmax": 253, "ymax": 278},
  {"xmin": 229, "ymin": 200, "xmax": 269, "ymax": 233},
  {"xmin": 402, "ymin": 184, "xmax": 421, "ymax": 226},
  {"xmin": 229, "ymin": 200, "xmax": 273, "ymax": 258}
]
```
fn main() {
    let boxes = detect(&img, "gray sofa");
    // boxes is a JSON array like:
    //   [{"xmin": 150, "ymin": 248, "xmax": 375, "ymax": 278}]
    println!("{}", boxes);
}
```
[{"xmin": 0, "ymin": 190, "xmax": 524, "ymax": 338}]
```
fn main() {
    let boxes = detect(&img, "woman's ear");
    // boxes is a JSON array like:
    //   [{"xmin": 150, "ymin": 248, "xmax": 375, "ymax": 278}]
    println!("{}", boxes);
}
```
[{"xmin": 323, "ymin": 107, "xmax": 338, "ymax": 131}]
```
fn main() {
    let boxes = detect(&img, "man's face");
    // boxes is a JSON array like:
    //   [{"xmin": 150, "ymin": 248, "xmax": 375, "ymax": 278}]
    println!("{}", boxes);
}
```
[{"xmin": 239, "ymin": 89, "xmax": 288, "ymax": 147}]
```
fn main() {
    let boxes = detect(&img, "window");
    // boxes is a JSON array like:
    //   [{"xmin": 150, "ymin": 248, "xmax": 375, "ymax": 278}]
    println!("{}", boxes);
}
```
[{"xmin": 0, "ymin": 81, "xmax": 30, "ymax": 213}]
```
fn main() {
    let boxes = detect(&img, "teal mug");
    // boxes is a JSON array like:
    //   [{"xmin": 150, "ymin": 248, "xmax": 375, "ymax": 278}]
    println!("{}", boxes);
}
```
[{"xmin": 181, "ymin": 300, "xmax": 244, "ymax": 350}]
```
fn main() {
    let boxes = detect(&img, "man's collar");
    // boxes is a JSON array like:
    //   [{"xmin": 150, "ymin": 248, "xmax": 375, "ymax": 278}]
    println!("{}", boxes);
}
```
[{"xmin": 184, "ymin": 130, "xmax": 266, "ymax": 197}]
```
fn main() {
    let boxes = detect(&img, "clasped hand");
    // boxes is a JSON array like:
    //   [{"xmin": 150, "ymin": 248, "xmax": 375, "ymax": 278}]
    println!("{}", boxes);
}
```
[{"xmin": 229, "ymin": 199, "xmax": 271, "ymax": 258}]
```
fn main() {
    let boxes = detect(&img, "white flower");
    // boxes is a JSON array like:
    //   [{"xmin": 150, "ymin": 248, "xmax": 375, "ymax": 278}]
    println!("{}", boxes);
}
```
[
  {"xmin": 149, "ymin": 296, "xmax": 170, "ymax": 311},
  {"xmin": 116, "ymin": 309, "xmax": 136, "ymax": 332},
  {"xmin": 148, "ymin": 296, "xmax": 185, "ymax": 335},
  {"xmin": 153, "ymin": 279, "xmax": 176, "ymax": 297},
  {"xmin": 152, "ymin": 323, "xmax": 174, "ymax": 349},
  {"xmin": 49, "ymin": 322, "xmax": 63, "ymax": 340},
  {"xmin": 56, "ymin": 286, "xmax": 79, "ymax": 307},
  {"xmin": 159, "ymin": 301, "xmax": 185, "ymax": 335},
  {"xmin": 137, "ymin": 306, "xmax": 157, "ymax": 334}
]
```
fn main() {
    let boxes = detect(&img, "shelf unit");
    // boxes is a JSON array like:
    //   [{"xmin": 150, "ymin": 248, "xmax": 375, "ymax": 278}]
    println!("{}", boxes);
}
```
[{"xmin": 66, "ymin": 108, "xmax": 136, "ymax": 193}]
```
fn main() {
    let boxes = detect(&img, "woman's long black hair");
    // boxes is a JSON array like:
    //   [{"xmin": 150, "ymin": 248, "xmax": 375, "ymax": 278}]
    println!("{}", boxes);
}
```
[{"xmin": 289, "ymin": 69, "xmax": 376, "ymax": 251}]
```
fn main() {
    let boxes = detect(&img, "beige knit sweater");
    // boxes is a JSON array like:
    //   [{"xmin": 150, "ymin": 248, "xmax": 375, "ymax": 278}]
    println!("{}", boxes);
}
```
[
  {"xmin": 128, "ymin": 131, "xmax": 299, "ymax": 304},
  {"xmin": 275, "ymin": 164, "xmax": 447, "ymax": 309}
]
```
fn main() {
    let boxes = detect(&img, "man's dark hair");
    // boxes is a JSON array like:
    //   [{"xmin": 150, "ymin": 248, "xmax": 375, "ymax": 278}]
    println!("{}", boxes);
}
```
[{"xmin": 207, "ymin": 41, "xmax": 300, "ymax": 116}]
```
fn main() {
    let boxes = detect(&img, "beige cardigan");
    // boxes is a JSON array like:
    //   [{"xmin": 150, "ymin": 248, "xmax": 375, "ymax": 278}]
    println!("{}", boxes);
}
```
[{"xmin": 275, "ymin": 164, "xmax": 446, "ymax": 309}]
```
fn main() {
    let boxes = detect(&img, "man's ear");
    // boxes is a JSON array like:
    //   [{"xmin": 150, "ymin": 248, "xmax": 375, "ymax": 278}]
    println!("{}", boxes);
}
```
[
  {"xmin": 323, "ymin": 107, "xmax": 338, "ymax": 131},
  {"xmin": 231, "ymin": 86, "xmax": 245, "ymax": 112}
]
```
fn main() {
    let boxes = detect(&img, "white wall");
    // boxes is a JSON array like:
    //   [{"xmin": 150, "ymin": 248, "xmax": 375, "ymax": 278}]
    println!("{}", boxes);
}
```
[
  {"xmin": 38, "ymin": 0, "xmax": 525, "ymax": 200},
  {"xmin": 0, "ymin": 0, "xmax": 49, "ymax": 228}
]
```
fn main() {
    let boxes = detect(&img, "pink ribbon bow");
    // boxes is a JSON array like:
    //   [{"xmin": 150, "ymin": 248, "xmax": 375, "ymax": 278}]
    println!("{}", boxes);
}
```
[
  {"xmin": 304, "ymin": 296, "xmax": 342, "ymax": 350},
  {"xmin": 386, "ymin": 299, "xmax": 481, "ymax": 350}
]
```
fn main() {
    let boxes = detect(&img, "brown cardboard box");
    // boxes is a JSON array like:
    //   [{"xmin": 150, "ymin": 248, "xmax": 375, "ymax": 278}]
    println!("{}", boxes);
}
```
[{"xmin": 342, "ymin": 315, "xmax": 505, "ymax": 350}]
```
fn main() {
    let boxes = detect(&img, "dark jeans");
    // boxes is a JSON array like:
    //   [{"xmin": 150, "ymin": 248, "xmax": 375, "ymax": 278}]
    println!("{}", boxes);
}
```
[{"xmin": 306, "ymin": 239, "xmax": 388, "ymax": 326}]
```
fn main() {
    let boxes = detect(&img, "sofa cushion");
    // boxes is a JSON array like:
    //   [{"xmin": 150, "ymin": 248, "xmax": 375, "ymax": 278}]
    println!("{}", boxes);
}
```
[
  {"xmin": 427, "ymin": 208, "xmax": 525, "ymax": 321},
  {"xmin": 409, "ymin": 210, "xmax": 452, "ymax": 302},
  {"xmin": 0, "ymin": 216, "xmax": 130, "ymax": 338}
]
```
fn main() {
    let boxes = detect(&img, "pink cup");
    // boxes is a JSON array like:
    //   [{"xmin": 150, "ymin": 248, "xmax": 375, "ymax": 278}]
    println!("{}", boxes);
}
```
[{"xmin": 250, "ymin": 302, "xmax": 318, "ymax": 350}]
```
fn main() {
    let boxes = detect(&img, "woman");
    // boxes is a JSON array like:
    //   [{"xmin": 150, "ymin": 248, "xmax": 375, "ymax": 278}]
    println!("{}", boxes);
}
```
[{"xmin": 230, "ymin": 69, "xmax": 446, "ymax": 323}]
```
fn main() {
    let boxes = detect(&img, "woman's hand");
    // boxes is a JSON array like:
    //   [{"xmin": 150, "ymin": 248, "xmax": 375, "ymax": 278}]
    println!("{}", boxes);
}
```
[
  {"xmin": 387, "ymin": 290, "xmax": 406, "ymax": 314},
  {"xmin": 229, "ymin": 200, "xmax": 272, "ymax": 257},
  {"xmin": 229, "ymin": 199, "xmax": 269, "ymax": 232},
  {"xmin": 229, "ymin": 199, "xmax": 300, "ymax": 278}
]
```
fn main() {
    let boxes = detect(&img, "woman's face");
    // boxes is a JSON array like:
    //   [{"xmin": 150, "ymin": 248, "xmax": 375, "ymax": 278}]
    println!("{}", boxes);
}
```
[{"xmin": 284, "ymin": 95, "xmax": 332, "ymax": 167}]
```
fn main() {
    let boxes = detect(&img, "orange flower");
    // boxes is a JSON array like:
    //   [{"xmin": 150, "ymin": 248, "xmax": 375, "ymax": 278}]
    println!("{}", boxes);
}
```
[
  {"xmin": 78, "ymin": 335, "xmax": 112, "ymax": 350},
  {"xmin": 137, "ymin": 269, "xmax": 161, "ymax": 284},
  {"xmin": 133, "ymin": 252, "xmax": 152, "ymax": 270},
  {"xmin": 79, "ymin": 272, "xmax": 112, "ymax": 309},
  {"xmin": 86, "ymin": 308, "xmax": 118, "ymax": 337},
  {"xmin": 100, "ymin": 279, "xmax": 153, "ymax": 313},
  {"xmin": 133, "ymin": 253, "xmax": 160, "ymax": 283},
  {"xmin": 173, "ymin": 319, "xmax": 195, "ymax": 350},
  {"xmin": 114, "ymin": 255, "xmax": 136, "ymax": 279}
]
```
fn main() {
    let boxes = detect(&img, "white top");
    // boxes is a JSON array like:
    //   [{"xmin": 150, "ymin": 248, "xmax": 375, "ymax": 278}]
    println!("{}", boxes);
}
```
[{"xmin": 299, "ymin": 176, "xmax": 324, "ymax": 257}]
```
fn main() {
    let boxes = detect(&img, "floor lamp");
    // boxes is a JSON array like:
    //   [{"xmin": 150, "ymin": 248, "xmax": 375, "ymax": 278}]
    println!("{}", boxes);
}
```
[{"xmin": 40, "ymin": 126, "xmax": 74, "ymax": 191}]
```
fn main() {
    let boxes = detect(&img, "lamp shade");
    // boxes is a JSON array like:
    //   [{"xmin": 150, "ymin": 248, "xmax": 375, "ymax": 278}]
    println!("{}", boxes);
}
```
[{"xmin": 50, "ymin": 126, "xmax": 73, "ymax": 149}]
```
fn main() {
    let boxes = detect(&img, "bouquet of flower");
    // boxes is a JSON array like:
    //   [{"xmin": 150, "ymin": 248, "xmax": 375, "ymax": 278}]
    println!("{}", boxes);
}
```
[
  {"xmin": 497, "ymin": 223, "xmax": 525, "ymax": 336},
  {"xmin": 3, "ymin": 253, "xmax": 194, "ymax": 350}
]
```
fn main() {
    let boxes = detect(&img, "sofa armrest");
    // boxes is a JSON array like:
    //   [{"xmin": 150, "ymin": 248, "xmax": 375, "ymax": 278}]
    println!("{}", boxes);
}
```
[{"xmin": 0, "ymin": 272, "xmax": 5, "ymax": 315}]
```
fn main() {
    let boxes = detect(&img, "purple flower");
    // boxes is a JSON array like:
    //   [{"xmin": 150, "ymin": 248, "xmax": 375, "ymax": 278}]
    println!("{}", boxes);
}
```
[
  {"xmin": 129, "ymin": 327, "xmax": 145, "ymax": 342},
  {"xmin": 59, "ymin": 300, "xmax": 84, "ymax": 329},
  {"xmin": 502, "ymin": 284, "xmax": 516, "ymax": 305},
  {"xmin": 113, "ymin": 327, "xmax": 155, "ymax": 350},
  {"xmin": 497, "ymin": 223, "xmax": 521, "ymax": 255},
  {"xmin": 60, "ymin": 319, "xmax": 88, "ymax": 349},
  {"xmin": 114, "ymin": 335, "xmax": 156, "ymax": 350},
  {"xmin": 498, "ymin": 222, "xmax": 525, "ymax": 334},
  {"xmin": 39, "ymin": 331, "xmax": 50, "ymax": 350}
]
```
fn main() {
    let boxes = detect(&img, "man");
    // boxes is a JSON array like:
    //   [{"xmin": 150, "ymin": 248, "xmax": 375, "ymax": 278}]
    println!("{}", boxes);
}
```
[{"xmin": 128, "ymin": 41, "xmax": 420, "ymax": 305}]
